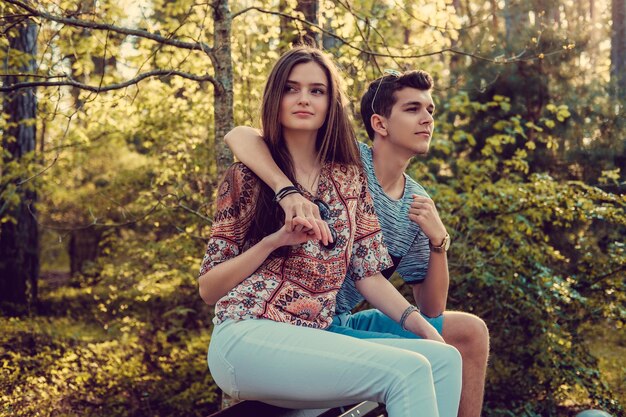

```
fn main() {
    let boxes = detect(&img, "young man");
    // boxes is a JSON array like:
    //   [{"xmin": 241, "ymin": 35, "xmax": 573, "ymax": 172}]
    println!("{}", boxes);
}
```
[{"xmin": 224, "ymin": 70, "xmax": 489, "ymax": 417}]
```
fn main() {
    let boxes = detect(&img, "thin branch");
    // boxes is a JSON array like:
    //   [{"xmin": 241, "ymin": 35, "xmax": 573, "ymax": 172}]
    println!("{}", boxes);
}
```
[
  {"xmin": 17, "ymin": 153, "xmax": 59, "ymax": 186},
  {"xmin": 0, "ymin": 73, "xmax": 66, "ymax": 79},
  {"xmin": 4, "ymin": 0, "xmax": 213, "ymax": 56},
  {"xmin": 0, "ymin": 68, "xmax": 218, "ymax": 92},
  {"xmin": 334, "ymin": 0, "xmax": 394, "ymax": 71},
  {"xmin": 576, "ymin": 265, "xmax": 626, "ymax": 289},
  {"xmin": 392, "ymin": 0, "xmax": 495, "ymax": 32},
  {"xmin": 32, "ymin": 201, "xmax": 163, "ymax": 231},
  {"xmin": 233, "ymin": 6, "xmax": 556, "ymax": 64},
  {"xmin": 177, "ymin": 201, "xmax": 212, "ymax": 224}
]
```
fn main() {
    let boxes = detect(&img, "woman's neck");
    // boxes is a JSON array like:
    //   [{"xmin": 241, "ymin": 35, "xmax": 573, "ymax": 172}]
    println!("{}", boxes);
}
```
[{"xmin": 283, "ymin": 129, "xmax": 321, "ymax": 194}]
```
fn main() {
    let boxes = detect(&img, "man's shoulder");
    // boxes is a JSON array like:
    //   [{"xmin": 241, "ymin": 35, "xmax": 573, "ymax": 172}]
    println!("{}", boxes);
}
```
[
  {"xmin": 357, "ymin": 141, "xmax": 372, "ymax": 163},
  {"xmin": 404, "ymin": 174, "xmax": 430, "ymax": 198}
]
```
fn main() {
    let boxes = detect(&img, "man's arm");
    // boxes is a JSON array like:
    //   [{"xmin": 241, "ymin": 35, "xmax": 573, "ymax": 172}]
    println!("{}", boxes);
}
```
[
  {"xmin": 412, "ymin": 252, "xmax": 449, "ymax": 316},
  {"xmin": 224, "ymin": 126, "xmax": 331, "ymax": 244},
  {"xmin": 356, "ymin": 273, "xmax": 444, "ymax": 342},
  {"xmin": 225, "ymin": 127, "xmax": 292, "ymax": 193},
  {"xmin": 408, "ymin": 195, "xmax": 449, "ymax": 317}
]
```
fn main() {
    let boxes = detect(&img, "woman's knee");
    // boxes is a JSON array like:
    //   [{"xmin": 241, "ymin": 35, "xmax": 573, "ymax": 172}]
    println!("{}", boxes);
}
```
[
  {"xmin": 439, "ymin": 343, "xmax": 463, "ymax": 371},
  {"xmin": 395, "ymin": 346, "xmax": 461, "ymax": 381},
  {"xmin": 398, "ymin": 350, "xmax": 432, "ymax": 371}
]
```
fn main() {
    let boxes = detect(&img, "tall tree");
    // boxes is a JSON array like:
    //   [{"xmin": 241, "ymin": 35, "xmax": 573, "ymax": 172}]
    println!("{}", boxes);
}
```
[
  {"xmin": 0, "ymin": 12, "xmax": 39, "ymax": 312},
  {"xmin": 213, "ymin": 0, "xmax": 234, "ymax": 179},
  {"xmin": 611, "ymin": 0, "xmax": 626, "ymax": 99},
  {"xmin": 280, "ymin": 0, "xmax": 320, "ymax": 47},
  {"xmin": 503, "ymin": 0, "xmax": 530, "ymax": 48},
  {"xmin": 296, "ymin": 0, "xmax": 320, "ymax": 44},
  {"xmin": 64, "ymin": 0, "xmax": 112, "ymax": 278}
]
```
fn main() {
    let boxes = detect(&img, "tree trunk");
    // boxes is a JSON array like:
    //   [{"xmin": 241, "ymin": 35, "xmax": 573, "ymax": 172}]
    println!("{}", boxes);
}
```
[
  {"xmin": 66, "ymin": 0, "xmax": 107, "ymax": 276},
  {"xmin": 68, "ymin": 228, "xmax": 103, "ymax": 278},
  {"xmin": 296, "ymin": 0, "xmax": 320, "ymax": 45},
  {"xmin": 590, "ymin": 0, "xmax": 596, "ymax": 20},
  {"xmin": 322, "ymin": 16, "xmax": 338, "ymax": 50},
  {"xmin": 490, "ymin": 0, "xmax": 499, "ymax": 32},
  {"xmin": 280, "ymin": 0, "xmax": 320, "ymax": 47},
  {"xmin": 589, "ymin": 0, "xmax": 598, "ymax": 67},
  {"xmin": 0, "ymin": 16, "xmax": 39, "ymax": 314},
  {"xmin": 212, "ymin": 0, "xmax": 234, "ymax": 182},
  {"xmin": 450, "ymin": 0, "xmax": 464, "ymax": 86},
  {"xmin": 279, "ymin": 0, "xmax": 295, "ymax": 51},
  {"xmin": 504, "ymin": 0, "xmax": 530, "ymax": 49},
  {"xmin": 611, "ymin": 0, "xmax": 626, "ymax": 100}
]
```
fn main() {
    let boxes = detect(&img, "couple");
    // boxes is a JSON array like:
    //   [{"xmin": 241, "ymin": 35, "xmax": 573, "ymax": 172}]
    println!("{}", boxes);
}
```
[{"xmin": 198, "ymin": 46, "xmax": 489, "ymax": 417}]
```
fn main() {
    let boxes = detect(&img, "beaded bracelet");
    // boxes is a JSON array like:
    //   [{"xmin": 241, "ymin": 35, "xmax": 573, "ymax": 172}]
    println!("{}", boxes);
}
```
[
  {"xmin": 399, "ymin": 305, "xmax": 419, "ymax": 331},
  {"xmin": 273, "ymin": 186, "xmax": 301, "ymax": 203}
]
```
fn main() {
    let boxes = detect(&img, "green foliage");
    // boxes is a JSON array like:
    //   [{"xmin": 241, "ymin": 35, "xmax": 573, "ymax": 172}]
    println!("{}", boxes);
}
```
[
  {"xmin": 2, "ymin": 230, "xmax": 218, "ymax": 416},
  {"xmin": 1, "ymin": 314, "xmax": 217, "ymax": 417},
  {"xmin": 405, "ymin": 91, "xmax": 626, "ymax": 416},
  {"xmin": 2, "ymin": 0, "xmax": 625, "ymax": 416}
]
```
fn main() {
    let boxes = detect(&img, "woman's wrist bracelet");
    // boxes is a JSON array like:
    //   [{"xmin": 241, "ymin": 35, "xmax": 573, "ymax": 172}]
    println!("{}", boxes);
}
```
[
  {"xmin": 274, "ymin": 186, "xmax": 301, "ymax": 203},
  {"xmin": 399, "ymin": 305, "xmax": 419, "ymax": 331}
]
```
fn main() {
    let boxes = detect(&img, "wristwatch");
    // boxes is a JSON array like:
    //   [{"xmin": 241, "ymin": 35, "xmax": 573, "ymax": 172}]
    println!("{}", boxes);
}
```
[{"xmin": 429, "ymin": 233, "xmax": 450, "ymax": 253}]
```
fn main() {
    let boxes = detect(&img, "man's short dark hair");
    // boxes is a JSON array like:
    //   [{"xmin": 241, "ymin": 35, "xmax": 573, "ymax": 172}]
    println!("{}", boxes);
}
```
[{"xmin": 360, "ymin": 70, "xmax": 434, "ymax": 140}]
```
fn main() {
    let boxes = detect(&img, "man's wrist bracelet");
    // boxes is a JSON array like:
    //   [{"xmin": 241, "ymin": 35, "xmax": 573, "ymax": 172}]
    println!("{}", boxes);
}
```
[
  {"xmin": 399, "ymin": 305, "xmax": 419, "ymax": 331},
  {"xmin": 273, "ymin": 186, "xmax": 301, "ymax": 203}
]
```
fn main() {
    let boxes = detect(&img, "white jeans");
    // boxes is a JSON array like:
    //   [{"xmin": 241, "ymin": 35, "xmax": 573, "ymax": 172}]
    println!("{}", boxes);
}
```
[{"xmin": 208, "ymin": 319, "xmax": 462, "ymax": 417}]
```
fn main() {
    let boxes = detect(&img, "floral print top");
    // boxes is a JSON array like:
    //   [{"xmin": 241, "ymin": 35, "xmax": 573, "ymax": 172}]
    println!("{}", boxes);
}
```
[{"xmin": 199, "ymin": 162, "xmax": 392, "ymax": 329}]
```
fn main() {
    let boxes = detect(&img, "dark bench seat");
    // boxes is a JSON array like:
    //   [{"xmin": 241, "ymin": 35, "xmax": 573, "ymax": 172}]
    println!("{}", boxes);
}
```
[{"xmin": 208, "ymin": 400, "xmax": 386, "ymax": 417}]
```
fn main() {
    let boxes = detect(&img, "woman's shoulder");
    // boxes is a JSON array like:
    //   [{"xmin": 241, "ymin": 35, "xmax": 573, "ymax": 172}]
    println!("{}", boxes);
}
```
[
  {"xmin": 328, "ymin": 162, "xmax": 367, "ymax": 195},
  {"xmin": 224, "ymin": 161, "xmax": 256, "ymax": 178},
  {"xmin": 222, "ymin": 162, "xmax": 260, "ymax": 186},
  {"xmin": 218, "ymin": 163, "xmax": 260, "ymax": 202}
]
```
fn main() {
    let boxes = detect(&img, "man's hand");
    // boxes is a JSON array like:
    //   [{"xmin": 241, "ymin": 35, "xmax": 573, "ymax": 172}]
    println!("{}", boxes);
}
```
[
  {"xmin": 278, "ymin": 193, "xmax": 333, "ymax": 246},
  {"xmin": 408, "ymin": 194, "xmax": 447, "ymax": 246}
]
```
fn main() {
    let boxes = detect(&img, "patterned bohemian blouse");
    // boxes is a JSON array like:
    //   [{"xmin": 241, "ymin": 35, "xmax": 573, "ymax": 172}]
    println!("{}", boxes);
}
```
[{"xmin": 199, "ymin": 161, "xmax": 392, "ymax": 329}]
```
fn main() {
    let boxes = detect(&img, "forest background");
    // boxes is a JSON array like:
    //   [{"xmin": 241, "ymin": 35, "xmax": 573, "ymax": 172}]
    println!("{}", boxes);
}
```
[{"xmin": 1, "ymin": 0, "xmax": 625, "ymax": 416}]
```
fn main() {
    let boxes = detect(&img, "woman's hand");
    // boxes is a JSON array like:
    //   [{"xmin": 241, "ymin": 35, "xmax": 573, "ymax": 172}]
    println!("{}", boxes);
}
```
[
  {"xmin": 266, "ymin": 217, "xmax": 320, "ymax": 248},
  {"xmin": 278, "ymin": 193, "xmax": 333, "ymax": 246},
  {"xmin": 405, "ymin": 312, "xmax": 445, "ymax": 343}
]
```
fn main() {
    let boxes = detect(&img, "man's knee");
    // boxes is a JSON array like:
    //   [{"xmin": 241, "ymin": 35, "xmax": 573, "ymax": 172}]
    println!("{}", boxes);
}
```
[
  {"xmin": 443, "ymin": 312, "xmax": 489, "ymax": 357},
  {"xmin": 469, "ymin": 315, "xmax": 489, "ymax": 357},
  {"xmin": 467, "ymin": 315, "xmax": 489, "ymax": 345}
]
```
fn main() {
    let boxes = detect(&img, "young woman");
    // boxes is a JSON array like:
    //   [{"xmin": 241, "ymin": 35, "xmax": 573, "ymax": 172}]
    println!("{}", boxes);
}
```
[{"xmin": 198, "ymin": 46, "xmax": 462, "ymax": 417}]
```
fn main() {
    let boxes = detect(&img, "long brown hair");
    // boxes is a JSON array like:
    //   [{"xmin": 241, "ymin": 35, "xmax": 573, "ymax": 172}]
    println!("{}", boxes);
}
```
[{"xmin": 247, "ymin": 46, "xmax": 361, "ymax": 243}]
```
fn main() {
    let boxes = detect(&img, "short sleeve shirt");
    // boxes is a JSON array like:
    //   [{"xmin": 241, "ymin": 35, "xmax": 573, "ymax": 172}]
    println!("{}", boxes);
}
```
[
  {"xmin": 334, "ymin": 142, "xmax": 431, "ymax": 314},
  {"xmin": 199, "ymin": 162, "xmax": 392, "ymax": 329}
]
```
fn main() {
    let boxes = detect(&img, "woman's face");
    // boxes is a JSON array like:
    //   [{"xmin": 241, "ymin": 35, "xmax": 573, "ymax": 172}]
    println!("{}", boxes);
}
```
[{"xmin": 279, "ymin": 61, "xmax": 330, "ymax": 134}]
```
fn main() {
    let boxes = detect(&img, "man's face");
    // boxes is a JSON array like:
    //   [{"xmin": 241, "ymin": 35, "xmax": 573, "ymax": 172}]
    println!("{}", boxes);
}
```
[{"xmin": 383, "ymin": 87, "xmax": 435, "ymax": 156}]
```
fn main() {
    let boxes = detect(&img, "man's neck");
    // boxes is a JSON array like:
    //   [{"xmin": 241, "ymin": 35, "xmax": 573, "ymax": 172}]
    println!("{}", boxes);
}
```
[{"xmin": 371, "ymin": 139, "xmax": 412, "ymax": 200}]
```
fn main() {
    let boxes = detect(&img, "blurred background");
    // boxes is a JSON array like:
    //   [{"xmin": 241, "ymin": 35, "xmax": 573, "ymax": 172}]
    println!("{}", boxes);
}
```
[{"xmin": 1, "ymin": 0, "xmax": 625, "ymax": 416}]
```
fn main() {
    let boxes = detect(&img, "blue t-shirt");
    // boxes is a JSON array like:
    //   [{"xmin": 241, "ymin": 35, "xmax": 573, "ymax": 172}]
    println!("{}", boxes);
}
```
[{"xmin": 334, "ymin": 142, "xmax": 431, "ymax": 314}]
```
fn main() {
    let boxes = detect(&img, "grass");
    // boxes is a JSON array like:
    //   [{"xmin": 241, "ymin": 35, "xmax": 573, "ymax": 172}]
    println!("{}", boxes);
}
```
[{"xmin": 584, "ymin": 322, "xmax": 626, "ymax": 409}]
